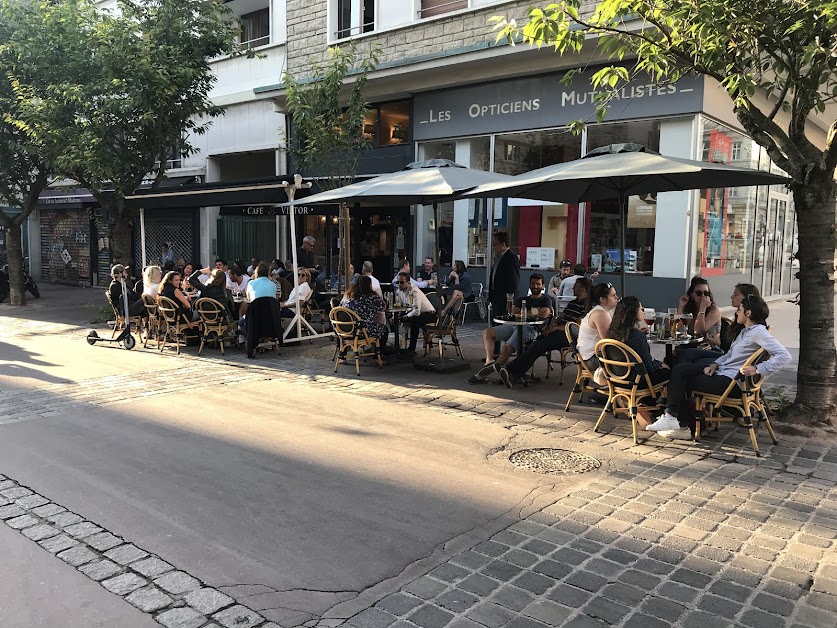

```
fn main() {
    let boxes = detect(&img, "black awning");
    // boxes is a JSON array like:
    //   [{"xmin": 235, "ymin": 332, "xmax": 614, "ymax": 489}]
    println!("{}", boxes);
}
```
[{"xmin": 125, "ymin": 177, "xmax": 295, "ymax": 210}]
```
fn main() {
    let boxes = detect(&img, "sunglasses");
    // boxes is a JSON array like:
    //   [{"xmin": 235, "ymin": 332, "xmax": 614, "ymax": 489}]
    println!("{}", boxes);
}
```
[{"xmin": 693, "ymin": 289, "xmax": 711, "ymax": 297}]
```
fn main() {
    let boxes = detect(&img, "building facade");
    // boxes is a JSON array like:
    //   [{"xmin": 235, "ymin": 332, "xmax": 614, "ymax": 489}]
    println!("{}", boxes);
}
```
[{"xmin": 25, "ymin": 0, "xmax": 806, "ymax": 307}]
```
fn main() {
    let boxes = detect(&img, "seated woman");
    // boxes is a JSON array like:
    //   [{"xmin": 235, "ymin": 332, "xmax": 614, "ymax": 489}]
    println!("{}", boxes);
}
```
[
  {"xmin": 679, "ymin": 282, "xmax": 760, "ymax": 365},
  {"xmin": 157, "ymin": 271, "xmax": 199, "ymax": 322},
  {"xmin": 647, "ymin": 294, "xmax": 791, "ymax": 439},
  {"xmin": 280, "ymin": 268, "xmax": 313, "ymax": 318},
  {"xmin": 340, "ymin": 275, "xmax": 388, "ymax": 347},
  {"xmin": 442, "ymin": 260, "xmax": 474, "ymax": 303},
  {"xmin": 670, "ymin": 276, "xmax": 722, "ymax": 365},
  {"xmin": 607, "ymin": 296, "xmax": 670, "ymax": 382},
  {"xmin": 190, "ymin": 267, "xmax": 234, "ymax": 317},
  {"xmin": 140, "ymin": 265, "xmax": 162, "ymax": 297},
  {"xmin": 576, "ymin": 282, "xmax": 619, "ymax": 372}
]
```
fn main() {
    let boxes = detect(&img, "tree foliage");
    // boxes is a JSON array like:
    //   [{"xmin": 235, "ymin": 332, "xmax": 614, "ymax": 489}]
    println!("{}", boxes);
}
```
[
  {"xmin": 492, "ymin": 1, "xmax": 837, "ymax": 420},
  {"xmin": 8, "ymin": 0, "xmax": 243, "ymax": 264},
  {"xmin": 284, "ymin": 44, "xmax": 381, "ymax": 191}
]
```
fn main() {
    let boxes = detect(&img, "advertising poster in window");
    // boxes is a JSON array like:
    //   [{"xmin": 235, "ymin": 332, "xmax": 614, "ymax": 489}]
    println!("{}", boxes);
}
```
[{"xmin": 703, "ymin": 130, "xmax": 732, "ymax": 275}]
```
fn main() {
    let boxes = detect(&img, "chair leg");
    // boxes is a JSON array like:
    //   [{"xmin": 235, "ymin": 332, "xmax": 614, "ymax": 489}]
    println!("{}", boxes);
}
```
[
  {"xmin": 593, "ymin": 402, "xmax": 610, "ymax": 433},
  {"xmin": 761, "ymin": 407, "xmax": 779, "ymax": 445},
  {"xmin": 355, "ymin": 355, "xmax": 361, "ymax": 376},
  {"xmin": 565, "ymin": 380, "xmax": 581, "ymax": 412},
  {"xmin": 630, "ymin": 409, "xmax": 638, "ymax": 445}
]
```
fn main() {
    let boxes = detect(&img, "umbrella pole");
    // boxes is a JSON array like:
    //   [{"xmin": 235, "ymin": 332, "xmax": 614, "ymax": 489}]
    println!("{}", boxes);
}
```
[
  {"xmin": 619, "ymin": 191, "xmax": 627, "ymax": 297},
  {"xmin": 433, "ymin": 202, "xmax": 443, "ymax": 300},
  {"xmin": 139, "ymin": 207, "xmax": 147, "ymax": 269},
  {"xmin": 485, "ymin": 197, "xmax": 495, "ymax": 329}
]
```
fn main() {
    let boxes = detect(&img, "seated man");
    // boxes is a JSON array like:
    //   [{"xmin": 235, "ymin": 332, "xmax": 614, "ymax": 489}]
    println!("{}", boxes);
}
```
[
  {"xmin": 497, "ymin": 277, "xmax": 593, "ymax": 388},
  {"xmin": 392, "ymin": 259, "xmax": 431, "ymax": 289},
  {"xmin": 467, "ymin": 274, "xmax": 551, "ymax": 384},
  {"xmin": 108, "ymin": 264, "xmax": 146, "ymax": 318},
  {"xmin": 394, "ymin": 271, "xmax": 436, "ymax": 356}
]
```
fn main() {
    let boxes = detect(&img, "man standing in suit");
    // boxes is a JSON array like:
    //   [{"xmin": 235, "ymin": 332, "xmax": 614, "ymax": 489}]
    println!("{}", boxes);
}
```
[{"xmin": 488, "ymin": 231, "xmax": 520, "ymax": 321}]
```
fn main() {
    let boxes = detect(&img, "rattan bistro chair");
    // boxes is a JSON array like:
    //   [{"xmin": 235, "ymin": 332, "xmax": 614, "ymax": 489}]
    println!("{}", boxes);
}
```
[
  {"xmin": 141, "ymin": 294, "xmax": 161, "ymax": 348},
  {"xmin": 156, "ymin": 296, "xmax": 200, "ymax": 354},
  {"xmin": 329, "ymin": 307, "xmax": 383, "ymax": 375},
  {"xmin": 460, "ymin": 282, "xmax": 484, "ymax": 323},
  {"xmin": 194, "ymin": 297, "xmax": 235, "ymax": 355},
  {"xmin": 106, "ymin": 291, "xmax": 143, "ymax": 339},
  {"xmin": 564, "ymin": 321, "xmax": 605, "ymax": 411},
  {"xmin": 693, "ymin": 348, "xmax": 778, "ymax": 456},
  {"xmin": 594, "ymin": 339, "xmax": 669, "ymax": 445},
  {"xmin": 423, "ymin": 293, "xmax": 464, "ymax": 360}
]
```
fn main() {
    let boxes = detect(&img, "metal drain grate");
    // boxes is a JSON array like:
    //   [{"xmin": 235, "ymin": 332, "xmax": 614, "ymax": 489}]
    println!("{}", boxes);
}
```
[{"xmin": 509, "ymin": 448, "xmax": 602, "ymax": 474}]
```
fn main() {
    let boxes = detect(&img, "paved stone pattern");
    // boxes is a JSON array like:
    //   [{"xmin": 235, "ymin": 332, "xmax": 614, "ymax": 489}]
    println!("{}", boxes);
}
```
[
  {"xmin": 0, "ymin": 473, "xmax": 261, "ymax": 628},
  {"xmin": 3, "ymin": 317, "xmax": 836, "ymax": 627},
  {"xmin": 345, "ymin": 447, "xmax": 837, "ymax": 628}
]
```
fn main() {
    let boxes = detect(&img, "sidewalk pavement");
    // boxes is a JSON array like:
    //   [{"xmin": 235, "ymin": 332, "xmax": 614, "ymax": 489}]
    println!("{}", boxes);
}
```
[{"xmin": 0, "ymin": 518, "xmax": 158, "ymax": 628}]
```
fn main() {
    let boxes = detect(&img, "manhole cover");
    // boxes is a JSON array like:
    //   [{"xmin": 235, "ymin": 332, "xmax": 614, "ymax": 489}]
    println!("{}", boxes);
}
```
[{"xmin": 509, "ymin": 448, "xmax": 601, "ymax": 474}]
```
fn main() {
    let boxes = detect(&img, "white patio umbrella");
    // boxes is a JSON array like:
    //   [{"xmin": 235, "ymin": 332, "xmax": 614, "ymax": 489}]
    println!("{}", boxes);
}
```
[
  {"xmin": 461, "ymin": 143, "xmax": 790, "ymax": 294},
  {"xmin": 281, "ymin": 159, "xmax": 514, "ymax": 301}
]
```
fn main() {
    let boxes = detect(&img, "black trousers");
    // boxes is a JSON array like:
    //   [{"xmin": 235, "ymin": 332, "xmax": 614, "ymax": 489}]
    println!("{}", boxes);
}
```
[
  {"xmin": 666, "ymin": 361, "xmax": 733, "ymax": 421},
  {"xmin": 506, "ymin": 331, "xmax": 568, "ymax": 376},
  {"xmin": 406, "ymin": 312, "xmax": 436, "ymax": 350}
]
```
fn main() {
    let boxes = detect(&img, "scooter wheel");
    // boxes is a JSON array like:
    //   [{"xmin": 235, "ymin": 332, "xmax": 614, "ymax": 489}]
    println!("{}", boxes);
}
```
[
  {"xmin": 86, "ymin": 330, "xmax": 100, "ymax": 345},
  {"xmin": 28, "ymin": 285, "xmax": 40, "ymax": 298},
  {"xmin": 123, "ymin": 334, "xmax": 136, "ymax": 350}
]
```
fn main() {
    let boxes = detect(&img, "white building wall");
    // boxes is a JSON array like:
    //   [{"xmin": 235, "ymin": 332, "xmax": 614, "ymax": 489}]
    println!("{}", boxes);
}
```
[{"xmin": 652, "ymin": 117, "xmax": 696, "ymax": 279}]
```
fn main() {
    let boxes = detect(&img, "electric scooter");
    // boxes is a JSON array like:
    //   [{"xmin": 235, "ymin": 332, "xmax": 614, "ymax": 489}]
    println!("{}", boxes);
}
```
[{"xmin": 86, "ymin": 274, "xmax": 136, "ymax": 350}]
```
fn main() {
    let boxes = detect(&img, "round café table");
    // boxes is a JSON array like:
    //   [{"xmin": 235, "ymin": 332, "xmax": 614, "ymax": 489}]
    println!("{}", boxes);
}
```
[
  {"xmin": 389, "ymin": 304, "xmax": 414, "ymax": 358},
  {"xmin": 651, "ymin": 335, "xmax": 704, "ymax": 363},
  {"xmin": 492, "ymin": 316, "xmax": 547, "ymax": 354}
]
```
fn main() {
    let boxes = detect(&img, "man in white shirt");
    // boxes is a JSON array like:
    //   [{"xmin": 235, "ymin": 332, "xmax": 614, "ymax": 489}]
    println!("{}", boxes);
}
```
[
  {"xmin": 392, "ymin": 259, "xmax": 430, "ymax": 288},
  {"xmin": 229, "ymin": 265, "xmax": 250, "ymax": 294},
  {"xmin": 361, "ymin": 260, "xmax": 383, "ymax": 300},
  {"xmin": 395, "ymin": 271, "xmax": 436, "ymax": 355}
]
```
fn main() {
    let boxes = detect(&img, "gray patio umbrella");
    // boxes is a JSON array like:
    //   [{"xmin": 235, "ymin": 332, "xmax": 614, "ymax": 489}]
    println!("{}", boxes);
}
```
[{"xmin": 461, "ymin": 143, "xmax": 790, "ymax": 294}]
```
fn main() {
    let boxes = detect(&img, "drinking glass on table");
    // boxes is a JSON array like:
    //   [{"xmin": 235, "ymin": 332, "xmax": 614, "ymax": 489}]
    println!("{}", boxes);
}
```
[
  {"xmin": 506, "ymin": 293, "xmax": 515, "ymax": 317},
  {"xmin": 643, "ymin": 308, "xmax": 656, "ymax": 335}
]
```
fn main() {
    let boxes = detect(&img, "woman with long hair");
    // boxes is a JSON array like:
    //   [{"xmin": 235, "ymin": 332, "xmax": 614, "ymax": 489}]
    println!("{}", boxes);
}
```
[
  {"xmin": 678, "ymin": 276, "xmax": 722, "ymax": 339},
  {"xmin": 340, "ymin": 274, "xmax": 388, "ymax": 345},
  {"xmin": 157, "ymin": 271, "xmax": 198, "ymax": 321},
  {"xmin": 647, "ymin": 294, "xmax": 791, "ymax": 439},
  {"xmin": 190, "ymin": 266, "xmax": 234, "ymax": 316},
  {"xmin": 607, "ymin": 296, "xmax": 669, "ymax": 386}
]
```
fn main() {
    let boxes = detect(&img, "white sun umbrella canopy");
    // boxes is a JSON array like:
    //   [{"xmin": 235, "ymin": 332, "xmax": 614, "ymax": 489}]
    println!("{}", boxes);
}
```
[
  {"xmin": 279, "ymin": 159, "xmax": 515, "ymax": 302},
  {"xmin": 460, "ymin": 143, "xmax": 791, "ymax": 294}
]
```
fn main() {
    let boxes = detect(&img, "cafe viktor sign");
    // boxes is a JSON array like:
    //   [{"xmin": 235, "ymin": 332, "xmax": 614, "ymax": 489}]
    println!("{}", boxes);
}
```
[
  {"xmin": 412, "ymin": 68, "xmax": 704, "ymax": 141},
  {"xmin": 220, "ymin": 204, "xmax": 338, "ymax": 216}
]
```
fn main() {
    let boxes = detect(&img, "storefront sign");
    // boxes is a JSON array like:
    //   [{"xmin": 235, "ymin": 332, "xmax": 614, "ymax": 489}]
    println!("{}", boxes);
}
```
[
  {"xmin": 413, "ymin": 68, "xmax": 704, "ymax": 141},
  {"xmin": 220, "ymin": 204, "xmax": 339, "ymax": 216}
]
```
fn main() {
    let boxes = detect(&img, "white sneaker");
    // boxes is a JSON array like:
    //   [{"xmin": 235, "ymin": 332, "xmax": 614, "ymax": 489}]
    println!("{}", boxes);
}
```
[
  {"xmin": 658, "ymin": 427, "xmax": 693, "ymax": 440},
  {"xmin": 645, "ymin": 412, "xmax": 681, "ymax": 432}
]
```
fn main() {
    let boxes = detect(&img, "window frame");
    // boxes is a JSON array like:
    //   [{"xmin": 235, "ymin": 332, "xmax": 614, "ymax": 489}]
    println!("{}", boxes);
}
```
[{"xmin": 240, "ymin": 7, "xmax": 270, "ymax": 50}]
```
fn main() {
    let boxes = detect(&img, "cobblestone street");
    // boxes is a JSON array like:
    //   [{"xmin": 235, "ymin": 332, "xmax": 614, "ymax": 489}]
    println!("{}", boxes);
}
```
[{"xmin": 0, "ymin": 288, "xmax": 834, "ymax": 628}]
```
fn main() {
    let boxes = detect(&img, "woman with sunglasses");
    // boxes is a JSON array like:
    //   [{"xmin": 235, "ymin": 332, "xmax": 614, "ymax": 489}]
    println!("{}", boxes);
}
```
[
  {"xmin": 280, "ymin": 268, "xmax": 313, "ymax": 318},
  {"xmin": 677, "ymin": 276, "xmax": 722, "ymax": 340},
  {"xmin": 647, "ymin": 294, "xmax": 790, "ymax": 439}
]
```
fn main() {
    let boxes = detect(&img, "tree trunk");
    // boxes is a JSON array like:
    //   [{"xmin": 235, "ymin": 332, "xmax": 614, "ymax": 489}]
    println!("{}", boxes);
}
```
[
  {"xmin": 110, "ymin": 203, "xmax": 134, "ymax": 269},
  {"xmin": 4, "ymin": 222, "xmax": 27, "ymax": 306},
  {"xmin": 789, "ymin": 175, "xmax": 837, "ymax": 424}
]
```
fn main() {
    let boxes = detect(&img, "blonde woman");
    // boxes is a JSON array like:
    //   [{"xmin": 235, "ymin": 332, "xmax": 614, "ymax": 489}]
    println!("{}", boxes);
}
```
[
  {"xmin": 141, "ymin": 265, "xmax": 162, "ymax": 296},
  {"xmin": 280, "ymin": 268, "xmax": 313, "ymax": 318}
]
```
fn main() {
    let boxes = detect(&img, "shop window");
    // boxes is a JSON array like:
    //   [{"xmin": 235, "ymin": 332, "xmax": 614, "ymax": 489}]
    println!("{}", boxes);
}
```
[
  {"xmin": 241, "ymin": 8, "xmax": 270, "ymax": 49},
  {"xmin": 361, "ymin": 100, "xmax": 410, "ymax": 147},
  {"xmin": 586, "ymin": 120, "xmax": 660, "ymax": 275},
  {"xmin": 335, "ymin": 0, "xmax": 375, "ymax": 39},
  {"xmin": 695, "ymin": 118, "xmax": 769, "ymax": 277},
  {"xmin": 493, "ymin": 129, "xmax": 582, "ymax": 271},
  {"xmin": 420, "ymin": 0, "xmax": 468, "ymax": 19}
]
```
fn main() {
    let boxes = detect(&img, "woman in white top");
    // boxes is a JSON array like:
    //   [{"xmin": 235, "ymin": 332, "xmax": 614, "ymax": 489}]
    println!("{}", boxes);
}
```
[
  {"xmin": 576, "ymin": 282, "xmax": 619, "ymax": 369},
  {"xmin": 141, "ymin": 265, "xmax": 162, "ymax": 296},
  {"xmin": 280, "ymin": 267, "xmax": 313, "ymax": 318}
]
